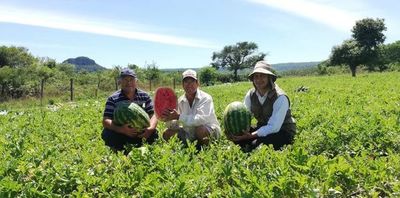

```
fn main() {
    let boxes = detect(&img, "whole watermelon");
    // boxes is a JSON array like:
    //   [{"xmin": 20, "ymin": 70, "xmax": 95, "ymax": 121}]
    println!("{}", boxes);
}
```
[
  {"xmin": 113, "ymin": 101, "xmax": 150, "ymax": 131},
  {"xmin": 223, "ymin": 101, "xmax": 252, "ymax": 136}
]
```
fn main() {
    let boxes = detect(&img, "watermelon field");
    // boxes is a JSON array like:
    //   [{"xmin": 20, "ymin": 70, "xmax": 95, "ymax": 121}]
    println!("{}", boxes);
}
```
[{"xmin": 1, "ymin": 72, "xmax": 400, "ymax": 197}]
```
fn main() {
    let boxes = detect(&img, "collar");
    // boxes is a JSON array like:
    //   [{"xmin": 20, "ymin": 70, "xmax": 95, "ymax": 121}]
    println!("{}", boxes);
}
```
[
  {"xmin": 256, "ymin": 90, "xmax": 267, "ymax": 98},
  {"xmin": 254, "ymin": 88, "xmax": 276, "ymax": 99},
  {"xmin": 181, "ymin": 89, "xmax": 200, "ymax": 102},
  {"xmin": 120, "ymin": 88, "xmax": 137, "ymax": 99}
]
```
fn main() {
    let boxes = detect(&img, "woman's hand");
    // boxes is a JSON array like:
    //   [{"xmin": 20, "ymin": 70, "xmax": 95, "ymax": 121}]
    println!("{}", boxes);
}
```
[
  {"xmin": 231, "ymin": 130, "xmax": 256, "ymax": 142},
  {"xmin": 226, "ymin": 134, "xmax": 234, "ymax": 141}
]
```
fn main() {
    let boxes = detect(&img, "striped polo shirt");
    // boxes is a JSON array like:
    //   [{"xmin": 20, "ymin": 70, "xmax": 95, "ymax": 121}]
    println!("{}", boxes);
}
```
[{"xmin": 103, "ymin": 89, "xmax": 154, "ymax": 119}]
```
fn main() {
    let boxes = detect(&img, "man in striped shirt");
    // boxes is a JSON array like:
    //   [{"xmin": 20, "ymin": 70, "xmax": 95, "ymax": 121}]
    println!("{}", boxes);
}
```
[{"xmin": 102, "ymin": 68, "xmax": 158, "ymax": 152}]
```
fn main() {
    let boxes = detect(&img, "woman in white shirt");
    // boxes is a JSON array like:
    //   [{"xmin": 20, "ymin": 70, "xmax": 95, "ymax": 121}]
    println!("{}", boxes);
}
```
[{"xmin": 230, "ymin": 61, "xmax": 296, "ymax": 151}]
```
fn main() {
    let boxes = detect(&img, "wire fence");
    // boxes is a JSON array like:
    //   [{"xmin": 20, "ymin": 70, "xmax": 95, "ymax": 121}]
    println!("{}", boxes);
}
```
[{"xmin": 34, "ymin": 78, "xmax": 180, "ymax": 105}]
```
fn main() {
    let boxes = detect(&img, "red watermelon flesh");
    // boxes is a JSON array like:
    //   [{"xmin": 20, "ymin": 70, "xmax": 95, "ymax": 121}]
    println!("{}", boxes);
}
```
[{"xmin": 154, "ymin": 87, "xmax": 177, "ymax": 121}]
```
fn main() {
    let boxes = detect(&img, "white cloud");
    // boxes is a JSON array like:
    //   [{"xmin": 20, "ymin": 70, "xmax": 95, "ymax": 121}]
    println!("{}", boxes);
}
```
[
  {"xmin": 247, "ymin": 0, "xmax": 361, "ymax": 32},
  {"xmin": 0, "ymin": 40, "xmax": 76, "ymax": 50},
  {"xmin": 0, "ymin": 5, "xmax": 217, "ymax": 49}
]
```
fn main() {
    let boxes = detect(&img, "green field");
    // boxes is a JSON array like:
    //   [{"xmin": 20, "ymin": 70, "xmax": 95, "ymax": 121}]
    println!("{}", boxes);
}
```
[{"xmin": 1, "ymin": 72, "xmax": 399, "ymax": 197}]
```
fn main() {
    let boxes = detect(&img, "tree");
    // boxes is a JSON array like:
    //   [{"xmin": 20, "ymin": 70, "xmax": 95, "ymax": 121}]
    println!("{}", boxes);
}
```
[
  {"xmin": 328, "ymin": 18, "xmax": 387, "ymax": 76},
  {"xmin": 36, "ymin": 64, "xmax": 54, "ymax": 81},
  {"xmin": 352, "ymin": 18, "xmax": 386, "ymax": 50},
  {"xmin": 329, "ymin": 39, "xmax": 363, "ymax": 77},
  {"xmin": 0, "ymin": 66, "xmax": 30, "ymax": 98},
  {"xmin": 127, "ymin": 63, "xmax": 140, "ymax": 70},
  {"xmin": 199, "ymin": 66, "xmax": 217, "ymax": 86},
  {"xmin": 352, "ymin": 18, "xmax": 386, "ymax": 71},
  {"xmin": 127, "ymin": 63, "xmax": 145, "ymax": 80},
  {"xmin": 111, "ymin": 66, "xmax": 122, "ymax": 90},
  {"xmin": 0, "ymin": 46, "xmax": 38, "ymax": 98},
  {"xmin": 0, "ymin": 46, "xmax": 37, "ymax": 68},
  {"xmin": 376, "ymin": 40, "xmax": 400, "ymax": 71},
  {"xmin": 39, "ymin": 57, "xmax": 57, "ymax": 69},
  {"xmin": 144, "ymin": 62, "xmax": 161, "ymax": 81},
  {"xmin": 380, "ymin": 41, "xmax": 400, "ymax": 63},
  {"xmin": 211, "ymin": 41, "xmax": 266, "ymax": 81},
  {"xmin": 57, "ymin": 63, "xmax": 75, "ymax": 77},
  {"xmin": 0, "ymin": 66, "xmax": 13, "ymax": 98}
]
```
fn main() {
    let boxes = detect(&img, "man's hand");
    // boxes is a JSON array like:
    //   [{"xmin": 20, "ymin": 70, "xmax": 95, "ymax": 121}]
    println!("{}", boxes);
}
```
[
  {"xmin": 160, "ymin": 108, "xmax": 179, "ymax": 121},
  {"xmin": 138, "ymin": 127, "xmax": 155, "ymax": 139},
  {"xmin": 120, "ymin": 124, "xmax": 139, "ymax": 138}
]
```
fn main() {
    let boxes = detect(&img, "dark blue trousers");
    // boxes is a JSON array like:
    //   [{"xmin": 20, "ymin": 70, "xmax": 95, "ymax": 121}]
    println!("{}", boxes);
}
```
[
  {"xmin": 102, "ymin": 128, "xmax": 158, "ymax": 151},
  {"xmin": 235, "ymin": 125, "xmax": 295, "ymax": 152}
]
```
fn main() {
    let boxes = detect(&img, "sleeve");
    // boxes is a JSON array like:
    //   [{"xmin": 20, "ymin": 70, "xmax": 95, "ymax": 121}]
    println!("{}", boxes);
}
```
[
  {"xmin": 144, "ymin": 94, "xmax": 154, "ymax": 116},
  {"xmin": 103, "ymin": 97, "xmax": 115, "ymax": 119},
  {"xmin": 243, "ymin": 89, "xmax": 252, "ymax": 111},
  {"xmin": 255, "ymin": 95, "xmax": 289, "ymax": 137},
  {"xmin": 179, "ymin": 96, "xmax": 214, "ymax": 127}
]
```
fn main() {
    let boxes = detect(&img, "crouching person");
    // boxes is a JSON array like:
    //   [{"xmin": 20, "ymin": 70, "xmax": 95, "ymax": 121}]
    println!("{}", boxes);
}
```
[
  {"xmin": 161, "ymin": 69, "xmax": 221, "ymax": 149},
  {"xmin": 102, "ymin": 68, "xmax": 158, "ymax": 152},
  {"xmin": 229, "ymin": 61, "xmax": 296, "ymax": 151}
]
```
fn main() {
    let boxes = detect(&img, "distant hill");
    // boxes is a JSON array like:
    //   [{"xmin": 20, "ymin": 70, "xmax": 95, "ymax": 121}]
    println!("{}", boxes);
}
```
[
  {"xmin": 160, "ymin": 61, "xmax": 321, "ymax": 73},
  {"xmin": 160, "ymin": 68, "xmax": 198, "ymax": 73},
  {"xmin": 272, "ymin": 61, "xmax": 321, "ymax": 71},
  {"xmin": 63, "ymin": 56, "xmax": 107, "ymax": 72}
]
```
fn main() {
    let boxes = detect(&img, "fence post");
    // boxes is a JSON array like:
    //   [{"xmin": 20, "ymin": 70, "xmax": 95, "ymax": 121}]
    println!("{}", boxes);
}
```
[
  {"xmin": 96, "ymin": 80, "xmax": 100, "ymax": 97},
  {"xmin": 70, "ymin": 78, "xmax": 74, "ymax": 101},
  {"xmin": 173, "ymin": 78, "xmax": 176, "ymax": 90},
  {"xmin": 149, "ymin": 80, "xmax": 152, "ymax": 91},
  {"xmin": 40, "ymin": 79, "xmax": 44, "ymax": 106}
]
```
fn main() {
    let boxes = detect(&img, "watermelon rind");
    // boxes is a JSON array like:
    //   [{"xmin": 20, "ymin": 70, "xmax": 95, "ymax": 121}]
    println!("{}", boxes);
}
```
[
  {"xmin": 113, "ymin": 101, "xmax": 150, "ymax": 132},
  {"xmin": 223, "ymin": 101, "xmax": 252, "ymax": 136}
]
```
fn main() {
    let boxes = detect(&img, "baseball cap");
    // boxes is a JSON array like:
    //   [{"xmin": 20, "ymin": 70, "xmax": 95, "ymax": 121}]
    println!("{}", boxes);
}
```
[
  {"xmin": 119, "ymin": 68, "xmax": 137, "ymax": 78},
  {"xmin": 182, "ymin": 69, "xmax": 197, "ymax": 80}
]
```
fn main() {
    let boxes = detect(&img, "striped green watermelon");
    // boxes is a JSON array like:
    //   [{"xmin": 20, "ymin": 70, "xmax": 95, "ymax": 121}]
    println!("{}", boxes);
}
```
[
  {"xmin": 113, "ymin": 101, "xmax": 150, "ymax": 131},
  {"xmin": 223, "ymin": 101, "xmax": 252, "ymax": 136}
]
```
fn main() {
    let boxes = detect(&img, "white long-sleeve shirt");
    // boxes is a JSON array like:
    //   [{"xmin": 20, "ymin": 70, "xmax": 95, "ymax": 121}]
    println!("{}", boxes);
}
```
[
  {"xmin": 243, "ymin": 89, "xmax": 289, "ymax": 137},
  {"xmin": 178, "ymin": 89, "xmax": 221, "ymax": 133}
]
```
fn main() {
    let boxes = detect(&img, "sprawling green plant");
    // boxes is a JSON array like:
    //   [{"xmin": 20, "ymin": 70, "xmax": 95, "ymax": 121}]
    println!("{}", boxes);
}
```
[{"xmin": 1, "ymin": 72, "xmax": 399, "ymax": 197}]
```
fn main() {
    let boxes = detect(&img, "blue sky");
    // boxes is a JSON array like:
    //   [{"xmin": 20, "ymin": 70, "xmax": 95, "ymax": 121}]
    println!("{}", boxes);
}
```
[{"xmin": 1, "ymin": 0, "xmax": 399, "ymax": 69}]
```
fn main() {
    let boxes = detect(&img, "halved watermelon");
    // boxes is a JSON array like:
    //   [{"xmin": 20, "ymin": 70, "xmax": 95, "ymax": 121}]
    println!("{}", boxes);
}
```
[{"xmin": 154, "ymin": 87, "xmax": 178, "ymax": 121}]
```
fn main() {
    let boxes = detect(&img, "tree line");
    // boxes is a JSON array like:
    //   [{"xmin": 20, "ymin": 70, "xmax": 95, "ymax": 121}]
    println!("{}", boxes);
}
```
[
  {"xmin": 1, "ymin": 18, "xmax": 399, "ymax": 101},
  {"xmin": 208, "ymin": 18, "xmax": 400, "ymax": 78},
  {"xmin": 327, "ymin": 18, "xmax": 400, "ymax": 76},
  {"xmin": 0, "ymin": 47, "xmax": 250, "ymax": 101}
]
